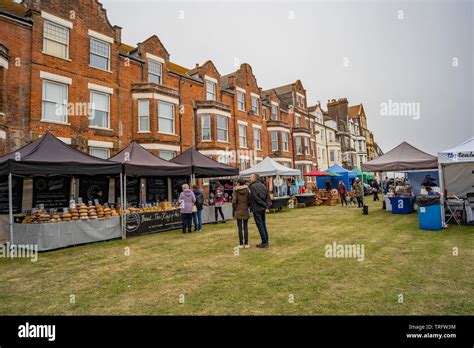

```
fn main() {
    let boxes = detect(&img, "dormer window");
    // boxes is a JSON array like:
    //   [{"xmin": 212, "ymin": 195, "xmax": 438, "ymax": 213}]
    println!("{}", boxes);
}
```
[
  {"xmin": 206, "ymin": 79, "xmax": 216, "ymax": 101},
  {"xmin": 148, "ymin": 59, "xmax": 163, "ymax": 84},
  {"xmin": 236, "ymin": 88, "xmax": 246, "ymax": 111},
  {"xmin": 270, "ymin": 104, "xmax": 278, "ymax": 120}
]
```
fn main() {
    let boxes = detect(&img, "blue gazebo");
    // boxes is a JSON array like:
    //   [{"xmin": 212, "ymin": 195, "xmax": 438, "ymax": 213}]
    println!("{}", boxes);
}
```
[{"xmin": 324, "ymin": 164, "xmax": 357, "ymax": 189}]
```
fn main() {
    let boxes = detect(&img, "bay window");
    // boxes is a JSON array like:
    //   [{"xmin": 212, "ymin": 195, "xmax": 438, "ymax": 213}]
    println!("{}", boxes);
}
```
[
  {"xmin": 158, "ymin": 101, "xmax": 175, "ymax": 134},
  {"xmin": 282, "ymin": 132, "xmax": 289, "ymax": 152},
  {"xmin": 138, "ymin": 99, "xmax": 150, "ymax": 132},
  {"xmin": 201, "ymin": 114, "xmax": 211, "ymax": 140},
  {"xmin": 271, "ymin": 131, "xmax": 278, "ymax": 151},
  {"xmin": 217, "ymin": 115, "xmax": 228, "ymax": 142}
]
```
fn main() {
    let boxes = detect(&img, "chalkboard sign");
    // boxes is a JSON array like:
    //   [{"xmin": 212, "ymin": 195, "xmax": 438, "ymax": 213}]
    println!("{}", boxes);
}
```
[
  {"xmin": 0, "ymin": 176, "xmax": 23, "ymax": 214},
  {"xmin": 115, "ymin": 176, "xmax": 140, "ymax": 206},
  {"xmin": 78, "ymin": 176, "xmax": 109, "ymax": 205},
  {"xmin": 146, "ymin": 177, "xmax": 168, "ymax": 203},
  {"xmin": 125, "ymin": 210, "xmax": 182, "ymax": 236},
  {"xmin": 171, "ymin": 176, "xmax": 189, "ymax": 201},
  {"xmin": 32, "ymin": 176, "xmax": 71, "ymax": 209}
]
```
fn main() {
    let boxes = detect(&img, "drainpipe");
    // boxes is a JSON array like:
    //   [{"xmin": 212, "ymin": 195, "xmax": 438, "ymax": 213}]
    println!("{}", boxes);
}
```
[{"xmin": 178, "ymin": 77, "xmax": 183, "ymax": 153}]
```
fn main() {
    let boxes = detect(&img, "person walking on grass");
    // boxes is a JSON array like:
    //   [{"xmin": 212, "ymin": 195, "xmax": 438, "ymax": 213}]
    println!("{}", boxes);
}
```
[
  {"xmin": 249, "ymin": 173, "xmax": 270, "ymax": 248},
  {"xmin": 354, "ymin": 178, "xmax": 363, "ymax": 208},
  {"xmin": 179, "ymin": 184, "xmax": 195, "ymax": 234},
  {"xmin": 232, "ymin": 177, "xmax": 250, "ymax": 249},
  {"xmin": 214, "ymin": 185, "xmax": 226, "ymax": 224},
  {"xmin": 192, "ymin": 184, "xmax": 204, "ymax": 232},
  {"xmin": 338, "ymin": 180, "xmax": 348, "ymax": 207},
  {"xmin": 371, "ymin": 179, "xmax": 380, "ymax": 201}
]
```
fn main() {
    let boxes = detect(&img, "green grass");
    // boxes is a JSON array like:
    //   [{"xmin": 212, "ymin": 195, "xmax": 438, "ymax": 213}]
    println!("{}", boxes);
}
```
[{"xmin": 0, "ymin": 200, "xmax": 473, "ymax": 315}]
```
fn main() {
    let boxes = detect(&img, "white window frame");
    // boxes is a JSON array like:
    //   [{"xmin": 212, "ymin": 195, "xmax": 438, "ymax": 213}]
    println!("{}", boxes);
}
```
[
  {"xmin": 295, "ymin": 114, "xmax": 301, "ymax": 127},
  {"xmin": 217, "ymin": 115, "xmax": 229, "ymax": 143},
  {"xmin": 206, "ymin": 80, "xmax": 216, "ymax": 101},
  {"xmin": 296, "ymin": 137, "xmax": 303, "ymax": 154},
  {"xmin": 270, "ymin": 105, "xmax": 278, "ymax": 120},
  {"xmin": 138, "ymin": 99, "xmax": 150, "ymax": 132},
  {"xmin": 89, "ymin": 147, "xmax": 109, "ymax": 159},
  {"xmin": 238, "ymin": 124, "xmax": 247, "ymax": 148},
  {"xmin": 148, "ymin": 59, "xmax": 163, "ymax": 84},
  {"xmin": 43, "ymin": 20, "xmax": 69, "ymax": 60},
  {"xmin": 282, "ymin": 132, "xmax": 289, "ymax": 152},
  {"xmin": 201, "ymin": 114, "xmax": 211, "ymax": 141},
  {"xmin": 254, "ymin": 127, "xmax": 261, "ymax": 150},
  {"xmin": 89, "ymin": 91, "xmax": 111, "ymax": 129},
  {"xmin": 158, "ymin": 101, "xmax": 175, "ymax": 135},
  {"xmin": 89, "ymin": 37, "xmax": 111, "ymax": 71},
  {"xmin": 271, "ymin": 131, "xmax": 279, "ymax": 151},
  {"xmin": 41, "ymin": 80, "xmax": 68, "ymax": 123},
  {"xmin": 329, "ymin": 149, "xmax": 335, "ymax": 162},
  {"xmin": 251, "ymin": 96, "xmax": 259, "ymax": 115},
  {"xmin": 237, "ymin": 91, "xmax": 246, "ymax": 111},
  {"xmin": 304, "ymin": 137, "xmax": 310, "ymax": 155},
  {"xmin": 159, "ymin": 150, "xmax": 176, "ymax": 160}
]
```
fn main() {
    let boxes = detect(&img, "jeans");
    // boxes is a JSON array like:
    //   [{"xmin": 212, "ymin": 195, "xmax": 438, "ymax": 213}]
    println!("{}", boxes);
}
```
[
  {"xmin": 237, "ymin": 219, "xmax": 249, "ymax": 245},
  {"xmin": 373, "ymin": 192, "xmax": 379, "ymax": 201},
  {"xmin": 215, "ymin": 206, "xmax": 224, "ymax": 222},
  {"xmin": 193, "ymin": 210, "xmax": 202, "ymax": 230},
  {"xmin": 356, "ymin": 196, "xmax": 363, "ymax": 208},
  {"xmin": 181, "ymin": 213, "xmax": 192, "ymax": 233},
  {"xmin": 340, "ymin": 194, "xmax": 348, "ymax": 206},
  {"xmin": 253, "ymin": 210, "xmax": 269, "ymax": 244}
]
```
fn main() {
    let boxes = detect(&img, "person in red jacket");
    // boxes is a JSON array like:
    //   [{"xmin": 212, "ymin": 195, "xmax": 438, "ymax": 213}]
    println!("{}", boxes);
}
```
[{"xmin": 338, "ymin": 180, "xmax": 348, "ymax": 207}]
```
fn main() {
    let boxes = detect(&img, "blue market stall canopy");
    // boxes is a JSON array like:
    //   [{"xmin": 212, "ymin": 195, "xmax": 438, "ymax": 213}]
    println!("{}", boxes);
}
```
[
  {"xmin": 170, "ymin": 147, "xmax": 239, "ymax": 178},
  {"xmin": 0, "ymin": 133, "xmax": 122, "ymax": 176},
  {"xmin": 109, "ymin": 142, "xmax": 191, "ymax": 176},
  {"xmin": 324, "ymin": 164, "xmax": 355, "ymax": 189}
]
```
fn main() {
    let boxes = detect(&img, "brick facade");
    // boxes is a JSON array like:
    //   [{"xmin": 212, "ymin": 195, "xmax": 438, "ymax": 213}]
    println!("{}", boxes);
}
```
[{"xmin": 0, "ymin": 0, "xmax": 382, "ymax": 177}]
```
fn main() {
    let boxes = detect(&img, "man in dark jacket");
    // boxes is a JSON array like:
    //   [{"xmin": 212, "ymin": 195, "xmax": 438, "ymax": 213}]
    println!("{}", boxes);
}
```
[{"xmin": 249, "ymin": 174, "xmax": 270, "ymax": 248}]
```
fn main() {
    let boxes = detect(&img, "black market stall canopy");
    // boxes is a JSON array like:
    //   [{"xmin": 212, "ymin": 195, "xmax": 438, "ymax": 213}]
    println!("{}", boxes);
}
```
[
  {"xmin": 170, "ymin": 147, "xmax": 239, "ymax": 178},
  {"xmin": 109, "ymin": 142, "xmax": 191, "ymax": 176},
  {"xmin": 361, "ymin": 141, "xmax": 438, "ymax": 172},
  {"xmin": 0, "ymin": 133, "xmax": 122, "ymax": 176}
]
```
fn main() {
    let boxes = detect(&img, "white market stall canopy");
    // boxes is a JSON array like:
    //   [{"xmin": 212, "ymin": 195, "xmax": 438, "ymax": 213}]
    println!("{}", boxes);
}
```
[
  {"xmin": 239, "ymin": 157, "xmax": 301, "ymax": 177},
  {"xmin": 438, "ymin": 137, "xmax": 474, "ymax": 198}
]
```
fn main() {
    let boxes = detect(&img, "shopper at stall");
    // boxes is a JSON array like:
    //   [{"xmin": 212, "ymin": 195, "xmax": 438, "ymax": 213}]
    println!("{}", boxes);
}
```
[
  {"xmin": 354, "ymin": 179, "xmax": 363, "ymax": 208},
  {"xmin": 371, "ymin": 179, "xmax": 380, "ymax": 201},
  {"xmin": 192, "ymin": 184, "xmax": 204, "ymax": 232},
  {"xmin": 338, "ymin": 180, "xmax": 348, "ymax": 207},
  {"xmin": 325, "ymin": 179, "xmax": 332, "ymax": 192},
  {"xmin": 179, "ymin": 184, "xmax": 196, "ymax": 234},
  {"xmin": 214, "ymin": 185, "xmax": 226, "ymax": 224},
  {"xmin": 232, "ymin": 177, "xmax": 250, "ymax": 248},
  {"xmin": 249, "ymin": 173, "xmax": 270, "ymax": 248}
]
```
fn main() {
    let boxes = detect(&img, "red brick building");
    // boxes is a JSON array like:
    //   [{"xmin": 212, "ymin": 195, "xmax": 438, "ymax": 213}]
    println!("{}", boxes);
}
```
[{"xmin": 0, "ymin": 0, "xmax": 381, "ymax": 185}]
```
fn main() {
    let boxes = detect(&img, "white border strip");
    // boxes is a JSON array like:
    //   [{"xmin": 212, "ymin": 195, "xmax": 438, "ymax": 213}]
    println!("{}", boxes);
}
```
[
  {"xmin": 196, "ymin": 109, "xmax": 231, "ymax": 118},
  {"xmin": 88, "ymin": 29, "xmax": 114, "ymax": 44},
  {"xmin": 271, "ymin": 101, "xmax": 279, "ymax": 106},
  {"xmin": 41, "ymin": 11, "xmax": 73, "ymax": 28},
  {"xmin": 237, "ymin": 120, "xmax": 248, "ymax": 126},
  {"xmin": 204, "ymin": 75, "xmax": 217, "ymax": 84},
  {"xmin": 58, "ymin": 137, "xmax": 71, "ymax": 145},
  {"xmin": 40, "ymin": 71, "xmax": 72, "ymax": 85},
  {"xmin": 295, "ymin": 160, "xmax": 313, "ymax": 165},
  {"xmin": 273, "ymin": 157, "xmax": 292, "ymax": 163},
  {"xmin": 132, "ymin": 93, "xmax": 179, "ymax": 104},
  {"xmin": 146, "ymin": 52, "xmax": 165, "ymax": 64},
  {"xmin": 88, "ymin": 140, "xmax": 113, "ymax": 148},
  {"xmin": 140, "ymin": 143, "xmax": 180, "ymax": 151},
  {"xmin": 267, "ymin": 126, "xmax": 289, "ymax": 133},
  {"xmin": 88, "ymin": 83, "xmax": 114, "ymax": 94},
  {"xmin": 253, "ymin": 124, "xmax": 262, "ymax": 129},
  {"xmin": 236, "ymin": 86, "xmax": 246, "ymax": 94},
  {"xmin": 250, "ymin": 92, "xmax": 260, "ymax": 99},
  {"xmin": 199, "ymin": 149, "xmax": 232, "ymax": 156},
  {"xmin": 293, "ymin": 132, "xmax": 311, "ymax": 138}
]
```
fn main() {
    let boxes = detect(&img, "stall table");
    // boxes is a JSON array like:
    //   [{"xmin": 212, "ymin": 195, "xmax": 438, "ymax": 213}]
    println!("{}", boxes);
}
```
[
  {"xmin": 201, "ymin": 204, "xmax": 233, "ymax": 224},
  {"xmin": 389, "ymin": 196, "xmax": 416, "ymax": 214},
  {"xmin": 270, "ymin": 196, "xmax": 290, "ymax": 210},
  {"xmin": 12, "ymin": 217, "xmax": 121, "ymax": 251},
  {"xmin": 294, "ymin": 194, "xmax": 316, "ymax": 207}
]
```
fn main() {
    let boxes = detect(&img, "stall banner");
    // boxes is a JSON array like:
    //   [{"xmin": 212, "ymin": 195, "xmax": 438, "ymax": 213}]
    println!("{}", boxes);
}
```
[
  {"xmin": 32, "ymin": 176, "xmax": 70, "ymax": 209},
  {"xmin": 0, "ymin": 176, "xmax": 23, "ymax": 214},
  {"xmin": 125, "ymin": 210, "xmax": 182, "ymax": 236},
  {"xmin": 171, "ymin": 176, "xmax": 189, "ymax": 200},
  {"xmin": 115, "ymin": 176, "xmax": 140, "ymax": 206},
  {"xmin": 146, "ymin": 177, "xmax": 168, "ymax": 203},
  {"xmin": 79, "ymin": 176, "xmax": 109, "ymax": 205}
]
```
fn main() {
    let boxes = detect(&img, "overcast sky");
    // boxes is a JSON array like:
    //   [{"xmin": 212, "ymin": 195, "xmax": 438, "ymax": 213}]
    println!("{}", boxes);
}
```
[{"xmin": 102, "ymin": 0, "xmax": 473, "ymax": 155}]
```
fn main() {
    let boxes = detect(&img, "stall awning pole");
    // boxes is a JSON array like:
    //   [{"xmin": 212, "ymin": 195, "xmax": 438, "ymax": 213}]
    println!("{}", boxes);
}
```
[
  {"xmin": 8, "ymin": 172, "xmax": 13, "ymax": 247},
  {"xmin": 120, "ymin": 173, "xmax": 125, "ymax": 240},
  {"xmin": 438, "ymin": 163, "xmax": 446, "ymax": 227}
]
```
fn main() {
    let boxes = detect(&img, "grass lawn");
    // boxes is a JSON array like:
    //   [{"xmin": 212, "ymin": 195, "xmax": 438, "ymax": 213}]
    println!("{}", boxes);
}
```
[{"xmin": 0, "ymin": 199, "xmax": 473, "ymax": 315}]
